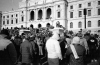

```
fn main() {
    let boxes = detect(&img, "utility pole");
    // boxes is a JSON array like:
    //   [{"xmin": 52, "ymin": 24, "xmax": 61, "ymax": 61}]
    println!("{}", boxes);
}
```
[{"xmin": 83, "ymin": 8, "xmax": 87, "ymax": 29}]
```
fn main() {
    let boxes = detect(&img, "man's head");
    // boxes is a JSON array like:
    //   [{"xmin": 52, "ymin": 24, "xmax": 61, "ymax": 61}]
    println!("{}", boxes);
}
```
[
  {"xmin": 72, "ymin": 36, "xmax": 80, "ymax": 44},
  {"xmin": 49, "ymin": 27, "xmax": 64, "ymax": 40},
  {"xmin": 0, "ymin": 29, "xmax": 10, "ymax": 37}
]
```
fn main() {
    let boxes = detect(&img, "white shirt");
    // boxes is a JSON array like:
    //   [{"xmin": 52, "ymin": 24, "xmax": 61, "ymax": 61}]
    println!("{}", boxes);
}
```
[{"xmin": 46, "ymin": 38, "xmax": 62, "ymax": 59}]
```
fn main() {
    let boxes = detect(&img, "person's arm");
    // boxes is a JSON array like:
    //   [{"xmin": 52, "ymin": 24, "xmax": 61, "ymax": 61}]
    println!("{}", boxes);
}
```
[
  {"xmin": 84, "ymin": 39, "xmax": 89, "ymax": 51},
  {"xmin": 7, "ymin": 43, "xmax": 17, "ymax": 64},
  {"xmin": 54, "ymin": 41, "xmax": 62, "ymax": 60}
]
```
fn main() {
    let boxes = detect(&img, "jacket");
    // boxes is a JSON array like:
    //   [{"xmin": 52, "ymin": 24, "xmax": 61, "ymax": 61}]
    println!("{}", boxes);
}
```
[
  {"xmin": 20, "ymin": 40, "xmax": 33, "ymax": 63},
  {"xmin": 66, "ymin": 44, "xmax": 86, "ymax": 65},
  {"xmin": 0, "ymin": 38, "xmax": 17, "ymax": 65}
]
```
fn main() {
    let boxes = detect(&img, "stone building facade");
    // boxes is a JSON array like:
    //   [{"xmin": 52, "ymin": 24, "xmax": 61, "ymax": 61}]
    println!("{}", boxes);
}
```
[
  {"xmin": 67, "ymin": 0, "xmax": 100, "ymax": 32},
  {"xmin": 2, "ymin": 0, "xmax": 68, "ymax": 29},
  {"xmin": 1, "ymin": 0, "xmax": 100, "ymax": 32},
  {"xmin": 0, "ymin": 11, "xmax": 2, "ymax": 31}
]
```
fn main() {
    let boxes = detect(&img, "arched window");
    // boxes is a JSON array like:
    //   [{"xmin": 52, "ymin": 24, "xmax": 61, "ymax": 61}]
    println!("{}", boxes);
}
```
[
  {"xmin": 46, "ymin": 23, "xmax": 50, "ymax": 27},
  {"xmin": 30, "ymin": 11, "xmax": 34, "ymax": 20},
  {"xmin": 98, "ymin": 20, "xmax": 100, "ymax": 27},
  {"xmin": 7, "ymin": 27, "xmax": 8, "ymax": 29},
  {"xmin": 30, "ymin": 24, "xmax": 34, "ymax": 29},
  {"xmin": 88, "ymin": 21, "xmax": 91, "ymax": 27},
  {"xmin": 70, "ymin": 22, "xmax": 73, "ymax": 28},
  {"xmin": 21, "ymin": 25, "xmax": 23, "ymax": 28},
  {"xmin": 78, "ymin": 21, "xmax": 82, "ymax": 28},
  {"xmin": 38, "ymin": 10, "xmax": 43, "ymax": 20},
  {"xmin": 58, "ymin": 11, "xmax": 60, "ymax": 18},
  {"xmin": 11, "ymin": 27, "xmax": 13, "ymax": 29},
  {"xmin": 46, "ymin": 8, "xmax": 51, "ymax": 19},
  {"xmin": 38, "ymin": 24, "xmax": 42, "ymax": 28}
]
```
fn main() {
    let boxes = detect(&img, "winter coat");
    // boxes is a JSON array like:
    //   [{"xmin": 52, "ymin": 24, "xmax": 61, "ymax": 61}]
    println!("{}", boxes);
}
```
[
  {"xmin": 20, "ymin": 40, "xmax": 33, "ymax": 63},
  {"xmin": 66, "ymin": 44, "xmax": 86, "ymax": 65},
  {"xmin": 87, "ymin": 37, "xmax": 98, "ymax": 50},
  {"xmin": 0, "ymin": 38, "xmax": 17, "ymax": 65}
]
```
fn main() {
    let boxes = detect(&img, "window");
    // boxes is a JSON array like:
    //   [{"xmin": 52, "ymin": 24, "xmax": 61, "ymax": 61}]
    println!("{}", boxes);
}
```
[
  {"xmin": 22, "ymin": 11, "xmax": 23, "ymax": 13},
  {"xmin": 79, "ymin": 4, "xmax": 82, "ymax": 8},
  {"xmin": 88, "ymin": 10, "xmax": 91, "ymax": 16},
  {"xmin": 88, "ymin": 2, "xmax": 91, "ymax": 6},
  {"xmin": 79, "ymin": 11, "xmax": 82, "ymax": 17},
  {"xmin": 88, "ymin": 21, "xmax": 91, "ymax": 27},
  {"xmin": 58, "ymin": 12, "xmax": 60, "ymax": 18},
  {"xmin": 11, "ymin": 20, "xmax": 13, "ymax": 24},
  {"xmin": 21, "ymin": 25, "xmax": 23, "ymax": 28},
  {"xmin": 7, "ymin": 20, "xmax": 9, "ymax": 24},
  {"xmin": 16, "ymin": 19, "xmax": 18, "ymax": 24},
  {"xmin": 70, "ymin": 12, "xmax": 73, "ymax": 18},
  {"xmin": 3, "ymin": 21, "xmax": 5, "ymax": 25},
  {"xmin": 78, "ymin": 22, "xmax": 82, "ymax": 28},
  {"xmin": 98, "ymin": 1, "xmax": 100, "ymax": 5},
  {"xmin": 98, "ymin": 9, "xmax": 100, "ymax": 15},
  {"xmin": 58, "ymin": 5, "xmax": 60, "ymax": 8},
  {"xmin": 98, "ymin": 20, "xmax": 100, "ymax": 27},
  {"xmin": 11, "ymin": 15, "xmax": 13, "ymax": 17},
  {"xmin": 70, "ymin": 5, "xmax": 73, "ymax": 9},
  {"xmin": 22, "ymin": 16, "xmax": 24, "ymax": 22},
  {"xmin": 70, "ymin": 22, "xmax": 73, "ymax": 28}
]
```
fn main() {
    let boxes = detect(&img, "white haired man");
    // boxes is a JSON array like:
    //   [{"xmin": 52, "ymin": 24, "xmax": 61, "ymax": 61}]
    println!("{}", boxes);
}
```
[{"xmin": 46, "ymin": 28, "xmax": 63, "ymax": 65}]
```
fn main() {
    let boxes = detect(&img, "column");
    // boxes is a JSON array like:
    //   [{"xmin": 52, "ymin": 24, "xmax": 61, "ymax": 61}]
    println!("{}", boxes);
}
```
[
  {"xmin": 51, "ymin": 6, "xmax": 54, "ymax": 19},
  {"xmin": 27, "ymin": 10, "xmax": 30, "ymax": 22},
  {"xmin": 43, "ymin": 7, "xmax": 46, "ymax": 20},
  {"xmin": 35, "ymin": 9, "xmax": 38, "ymax": 21}
]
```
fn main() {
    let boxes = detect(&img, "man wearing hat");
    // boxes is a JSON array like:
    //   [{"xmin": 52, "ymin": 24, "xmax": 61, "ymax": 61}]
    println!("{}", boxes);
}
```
[
  {"xmin": 0, "ymin": 29, "xmax": 17, "ymax": 65},
  {"xmin": 46, "ymin": 27, "xmax": 63, "ymax": 65}
]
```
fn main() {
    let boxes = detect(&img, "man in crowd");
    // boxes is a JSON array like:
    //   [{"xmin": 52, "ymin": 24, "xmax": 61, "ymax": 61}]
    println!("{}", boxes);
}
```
[
  {"xmin": 46, "ymin": 28, "xmax": 63, "ymax": 65},
  {"xmin": 87, "ymin": 33, "xmax": 98, "ymax": 62},
  {"xmin": 0, "ymin": 29, "xmax": 17, "ymax": 65}
]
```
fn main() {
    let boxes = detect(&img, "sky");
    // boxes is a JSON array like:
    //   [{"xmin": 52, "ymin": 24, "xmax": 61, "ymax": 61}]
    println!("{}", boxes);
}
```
[{"xmin": 0, "ymin": 0, "xmax": 21, "ymax": 12}]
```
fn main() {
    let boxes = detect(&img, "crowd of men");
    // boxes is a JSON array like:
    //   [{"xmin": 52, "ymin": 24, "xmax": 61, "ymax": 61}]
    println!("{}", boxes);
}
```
[{"xmin": 0, "ymin": 25, "xmax": 100, "ymax": 65}]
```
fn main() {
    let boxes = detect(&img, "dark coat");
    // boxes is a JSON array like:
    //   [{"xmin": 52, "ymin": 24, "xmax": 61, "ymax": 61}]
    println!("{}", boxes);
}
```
[
  {"xmin": 87, "ymin": 37, "xmax": 98, "ymax": 50},
  {"xmin": 0, "ymin": 39, "xmax": 17, "ymax": 65},
  {"xmin": 66, "ymin": 44, "xmax": 86, "ymax": 65},
  {"xmin": 20, "ymin": 40, "xmax": 33, "ymax": 63}
]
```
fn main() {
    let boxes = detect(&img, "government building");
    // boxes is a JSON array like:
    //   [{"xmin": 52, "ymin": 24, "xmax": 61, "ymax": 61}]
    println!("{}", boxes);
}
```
[{"xmin": 1, "ymin": 0, "xmax": 100, "ymax": 32}]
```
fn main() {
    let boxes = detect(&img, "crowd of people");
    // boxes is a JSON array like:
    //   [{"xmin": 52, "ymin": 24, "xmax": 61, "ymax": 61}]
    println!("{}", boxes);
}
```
[{"xmin": 0, "ymin": 25, "xmax": 100, "ymax": 65}]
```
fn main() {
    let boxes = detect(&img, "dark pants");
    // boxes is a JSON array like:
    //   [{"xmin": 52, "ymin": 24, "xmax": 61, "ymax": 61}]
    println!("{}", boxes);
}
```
[
  {"xmin": 89, "ymin": 48, "xmax": 96, "ymax": 60},
  {"xmin": 48, "ymin": 58, "xmax": 59, "ymax": 65}
]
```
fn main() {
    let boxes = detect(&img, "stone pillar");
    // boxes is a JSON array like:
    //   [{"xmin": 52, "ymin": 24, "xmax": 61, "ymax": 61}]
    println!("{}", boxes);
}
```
[
  {"xmin": 27, "ymin": 10, "xmax": 30, "ymax": 22},
  {"xmin": 43, "ymin": 7, "xmax": 46, "ymax": 20},
  {"xmin": 35, "ymin": 9, "xmax": 38, "ymax": 21},
  {"xmin": 51, "ymin": 6, "xmax": 54, "ymax": 19}
]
